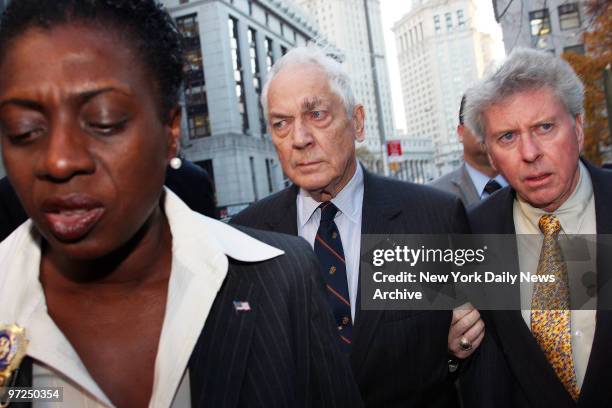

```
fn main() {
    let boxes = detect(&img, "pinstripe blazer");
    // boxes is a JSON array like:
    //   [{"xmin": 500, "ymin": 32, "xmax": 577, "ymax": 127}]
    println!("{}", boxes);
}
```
[
  {"xmin": 231, "ymin": 167, "xmax": 470, "ymax": 408},
  {"xmin": 11, "ymin": 226, "xmax": 362, "ymax": 408}
]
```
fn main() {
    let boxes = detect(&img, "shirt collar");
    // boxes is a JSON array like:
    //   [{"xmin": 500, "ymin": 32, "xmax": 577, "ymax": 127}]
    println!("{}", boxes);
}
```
[
  {"xmin": 0, "ymin": 188, "xmax": 283, "ymax": 407},
  {"xmin": 515, "ymin": 161, "xmax": 593, "ymax": 234},
  {"xmin": 464, "ymin": 162, "xmax": 508, "ymax": 197},
  {"xmin": 297, "ymin": 161, "xmax": 364, "ymax": 227}
]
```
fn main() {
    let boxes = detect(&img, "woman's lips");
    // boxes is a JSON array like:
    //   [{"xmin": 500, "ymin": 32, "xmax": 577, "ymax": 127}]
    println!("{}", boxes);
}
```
[{"xmin": 40, "ymin": 195, "xmax": 105, "ymax": 242}]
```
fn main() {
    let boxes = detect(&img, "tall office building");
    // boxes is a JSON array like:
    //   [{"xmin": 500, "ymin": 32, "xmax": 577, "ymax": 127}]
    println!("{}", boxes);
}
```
[
  {"xmin": 493, "ymin": 0, "xmax": 588, "ymax": 55},
  {"xmin": 163, "ymin": 0, "xmax": 329, "ymax": 217},
  {"xmin": 295, "ymin": 0, "xmax": 396, "ymax": 173},
  {"xmin": 394, "ymin": 0, "xmax": 495, "ymax": 176}
]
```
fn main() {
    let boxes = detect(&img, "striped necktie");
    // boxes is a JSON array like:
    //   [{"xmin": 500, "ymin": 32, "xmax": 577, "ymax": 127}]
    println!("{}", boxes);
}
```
[
  {"xmin": 314, "ymin": 202, "xmax": 352, "ymax": 351},
  {"xmin": 531, "ymin": 214, "xmax": 579, "ymax": 400}
]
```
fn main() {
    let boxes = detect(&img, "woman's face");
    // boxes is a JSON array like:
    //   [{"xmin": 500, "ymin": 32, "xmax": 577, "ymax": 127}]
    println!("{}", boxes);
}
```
[{"xmin": 0, "ymin": 24, "xmax": 180, "ymax": 259}]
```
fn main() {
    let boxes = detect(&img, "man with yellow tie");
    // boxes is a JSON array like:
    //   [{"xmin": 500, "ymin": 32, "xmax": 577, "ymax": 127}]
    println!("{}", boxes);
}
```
[{"xmin": 459, "ymin": 48, "xmax": 612, "ymax": 407}]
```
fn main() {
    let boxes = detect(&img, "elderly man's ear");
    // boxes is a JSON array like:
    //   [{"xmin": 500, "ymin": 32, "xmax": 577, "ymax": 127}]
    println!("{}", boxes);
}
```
[{"xmin": 352, "ymin": 104, "xmax": 366, "ymax": 142}]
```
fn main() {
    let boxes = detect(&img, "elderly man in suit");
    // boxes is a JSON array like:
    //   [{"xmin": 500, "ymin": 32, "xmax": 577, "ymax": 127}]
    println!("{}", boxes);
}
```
[
  {"xmin": 430, "ymin": 95, "xmax": 507, "ymax": 206},
  {"xmin": 231, "ymin": 46, "xmax": 485, "ymax": 407},
  {"xmin": 460, "ymin": 48, "xmax": 612, "ymax": 407}
]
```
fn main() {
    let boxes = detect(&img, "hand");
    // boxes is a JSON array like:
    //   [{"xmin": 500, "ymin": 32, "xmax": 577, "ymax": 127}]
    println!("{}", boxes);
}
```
[{"xmin": 448, "ymin": 303, "xmax": 484, "ymax": 359}]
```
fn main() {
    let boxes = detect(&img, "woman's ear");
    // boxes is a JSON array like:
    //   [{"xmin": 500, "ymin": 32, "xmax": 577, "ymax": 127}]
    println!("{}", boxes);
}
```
[{"xmin": 166, "ymin": 107, "xmax": 182, "ymax": 160}]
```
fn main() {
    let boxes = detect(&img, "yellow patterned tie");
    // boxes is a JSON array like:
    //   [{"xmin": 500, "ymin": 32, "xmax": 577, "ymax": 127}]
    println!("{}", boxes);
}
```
[{"xmin": 531, "ymin": 215, "xmax": 579, "ymax": 400}]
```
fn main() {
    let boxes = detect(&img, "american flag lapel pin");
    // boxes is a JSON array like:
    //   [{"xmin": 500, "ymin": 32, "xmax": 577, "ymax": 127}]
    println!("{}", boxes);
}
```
[{"xmin": 233, "ymin": 300, "xmax": 251, "ymax": 312}]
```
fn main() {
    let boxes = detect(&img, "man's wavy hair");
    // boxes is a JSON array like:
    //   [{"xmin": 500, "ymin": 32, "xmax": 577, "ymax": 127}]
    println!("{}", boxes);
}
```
[{"xmin": 0, "ymin": 0, "xmax": 185, "ymax": 121}]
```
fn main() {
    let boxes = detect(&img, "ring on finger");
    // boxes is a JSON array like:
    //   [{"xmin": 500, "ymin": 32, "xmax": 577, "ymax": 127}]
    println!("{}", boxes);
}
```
[{"xmin": 459, "ymin": 337, "xmax": 472, "ymax": 351}]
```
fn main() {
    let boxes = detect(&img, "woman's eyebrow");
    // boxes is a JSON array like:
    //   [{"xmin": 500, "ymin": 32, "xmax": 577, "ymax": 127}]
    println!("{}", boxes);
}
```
[
  {"xmin": 0, "ymin": 98, "xmax": 43, "ymax": 111},
  {"xmin": 0, "ymin": 87, "xmax": 133, "ymax": 110},
  {"xmin": 76, "ymin": 87, "xmax": 133, "ymax": 103}
]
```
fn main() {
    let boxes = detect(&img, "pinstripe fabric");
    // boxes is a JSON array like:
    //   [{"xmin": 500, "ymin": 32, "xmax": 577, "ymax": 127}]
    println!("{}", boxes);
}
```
[
  {"xmin": 188, "ymin": 226, "xmax": 362, "ymax": 408},
  {"xmin": 232, "ymin": 167, "xmax": 470, "ymax": 408},
  {"xmin": 9, "ymin": 228, "xmax": 361, "ymax": 408}
]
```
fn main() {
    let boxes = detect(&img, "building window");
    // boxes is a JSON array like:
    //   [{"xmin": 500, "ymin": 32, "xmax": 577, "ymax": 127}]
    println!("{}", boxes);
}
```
[
  {"xmin": 249, "ymin": 156, "xmax": 258, "ymax": 201},
  {"xmin": 457, "ymin": 10, "xmax": 465, "ymax": 28},
  {"xmin": 434, "ymin": 15, "xmax": 441, "ymax": 34},
  {"xmin": 445, "ymin": 12, "xmax": 452, "ymax": 30},
  {"xmin": 180, "ymin": 0, "xmax": 189, "ymax": 3},
  {"xmin": 529, "ymin": 9, "xmax": 551, "ymax": 37},
  {"xmin": 264, "ymin": 37, "xmax": 274, "ymax": 72},
  {"xmin": 281, "ymin": 45, "xmax": 288, "ymax": 55},
  {"xmin": 229, "ymin": 16, "xmax": 249, "ymax": 132},
  {"xmin": 265, "ymin": 158, "xmax": 274, "ymax": 193},
  {"xmin": 248, "ymin": 28, "xmax": 266, "ymax": 135},
  {"xmin": 564, "ymin": 44, "xmax": 585, "ymax": 55},
  {"xmin": 176, "ymin": 13, "xmax": 199, "ymax": 38},
  {"xmin": 558, "ymin": 3, "xmax": 580, "ymax": 30},
  {"xmin": 177, "ymin": 14, "xmax": 211, "ymax": 139}
]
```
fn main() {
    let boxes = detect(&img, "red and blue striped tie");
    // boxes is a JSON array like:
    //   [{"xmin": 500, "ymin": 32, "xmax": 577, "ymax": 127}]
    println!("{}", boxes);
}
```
[{"xmin": 314, "ymin": 202, "xmax": 352, "ymax": 351}]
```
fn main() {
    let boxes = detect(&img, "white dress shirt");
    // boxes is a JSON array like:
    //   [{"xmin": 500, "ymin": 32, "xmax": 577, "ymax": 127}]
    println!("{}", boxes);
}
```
[
  {"xmin": 464, "ymin": 162, "xmax": 508, "ymax": 199},
  {"xmin": 513, "ymin": 162, "xmax": 597, "ymax": 390},
  {"xmin": 0, "ymin": 188, "xmax": 284, "ymax": 408},
  {"xmin": 296, "ymin": 162, "xmax": 364, "ymax": 320}
]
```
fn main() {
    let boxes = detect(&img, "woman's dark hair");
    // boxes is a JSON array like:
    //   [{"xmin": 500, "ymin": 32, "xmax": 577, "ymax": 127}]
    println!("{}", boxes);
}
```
[{"xmin": 0, "ymin": 0, "xmax": 185, "ymax": 120}]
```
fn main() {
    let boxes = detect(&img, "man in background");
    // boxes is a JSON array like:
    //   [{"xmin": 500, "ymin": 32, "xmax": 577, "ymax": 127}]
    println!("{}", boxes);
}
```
[{"xmin": 430, "ymin": 95, "xmax": 507, "ymax": 207}]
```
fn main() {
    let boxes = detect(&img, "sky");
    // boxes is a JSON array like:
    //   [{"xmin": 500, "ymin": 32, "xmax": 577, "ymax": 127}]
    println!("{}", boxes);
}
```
[{"xmin": 379, "ymin": 0, "xmax": 506, "ymax": 132}]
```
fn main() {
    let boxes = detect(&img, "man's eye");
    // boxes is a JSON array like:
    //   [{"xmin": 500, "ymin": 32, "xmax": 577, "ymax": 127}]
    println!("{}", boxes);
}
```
[
  {"xmin": 272, "ymin": 120, "xmax": 287, "ymax": 130},
  {"xmin": 535, "ymin": 123, "xmax": 554, "ymax": 134},
  {"xmin": 498, "ymin": 132, "xmax": 515, "ymax": 143},
  {"xmin": 310, "ymin": 111, "xmax": 327, "ymax": 120}
]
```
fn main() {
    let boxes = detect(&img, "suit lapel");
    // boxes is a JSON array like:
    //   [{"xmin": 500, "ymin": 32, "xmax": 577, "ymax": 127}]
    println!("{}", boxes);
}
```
[
  {"xmin": 264, "ymin": 185, "xmax": 299, "ymax": 235},
  {"xmin": 350, "ymin": 168, "xmax": 403, "ymax": 376},
  {"xmin": 457, "ymin": 164, "xmax": 480, "ymax": 205},
  {"xmin": 577, "ymin": 163, "xmax": 612, "ymax": 407},
  {"xmin": 189, "ymin": 268, "xmax": 259, "ymax": 408}
]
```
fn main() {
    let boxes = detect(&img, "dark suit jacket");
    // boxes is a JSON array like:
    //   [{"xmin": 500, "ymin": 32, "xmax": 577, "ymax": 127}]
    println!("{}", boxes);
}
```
[
  {"xmin": 231, "ymin": 168, "xmax": 471, "ymax": 408},
  {"xmin": 11, "ymin": 227, "xmax": 362, "ymax": 408},
  {"xmin": 0, "ymin": 161, "xmax": 217, "ymax": 242},
  {"xmin": 461, "ymin": 161, "xmax": 612, "ymax": 408}
]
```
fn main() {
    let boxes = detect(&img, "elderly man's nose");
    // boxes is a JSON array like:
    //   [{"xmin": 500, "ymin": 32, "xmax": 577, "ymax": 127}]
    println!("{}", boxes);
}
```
[
  {"xmin": 293, "ymin": 120, "xmax": 313, "ymax": 148},
  {"xmin": 519, "ymin": 134, "xmax": 542, "ymax": 163}
]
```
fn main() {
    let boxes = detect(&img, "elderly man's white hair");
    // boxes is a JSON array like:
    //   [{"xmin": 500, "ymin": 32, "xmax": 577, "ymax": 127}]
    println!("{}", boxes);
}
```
[
  {"xmin": 465, "ymin": 47, "xmax": 585, "ymax": 141},
  {"xmin": 261, "ymin": 45, "xmax": 356, "ymax": 122}
]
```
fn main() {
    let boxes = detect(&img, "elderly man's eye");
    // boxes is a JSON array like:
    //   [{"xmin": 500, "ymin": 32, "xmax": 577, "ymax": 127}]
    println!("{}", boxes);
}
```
[
  {"xmin": 272, "ymin": 119, "xmax": 287, "ymax": 130},
  {"xmin": 310, "ymin": 111, "xmax": 327, "ymax": 120}
]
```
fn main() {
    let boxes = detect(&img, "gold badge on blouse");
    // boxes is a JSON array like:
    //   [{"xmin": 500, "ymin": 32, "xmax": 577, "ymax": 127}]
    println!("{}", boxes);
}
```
[{"xmin": 0, "ymin": 324, "xmax": 28, "ymax": 388}]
